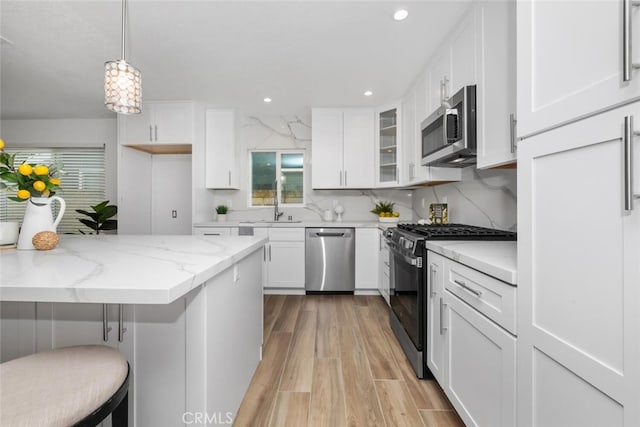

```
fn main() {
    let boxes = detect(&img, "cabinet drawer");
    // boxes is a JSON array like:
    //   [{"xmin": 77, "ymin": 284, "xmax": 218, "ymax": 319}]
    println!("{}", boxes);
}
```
[
  {"xmin": 444, "ymin": 259, "xmax": 516, "ymax": 335},
  {"xmin": 193, "ymin": 227, "xmax": 235, "ymax": 237},
  {"xmin": 268, "ymin": 228, "xmax": 304, "ymax": 242}
]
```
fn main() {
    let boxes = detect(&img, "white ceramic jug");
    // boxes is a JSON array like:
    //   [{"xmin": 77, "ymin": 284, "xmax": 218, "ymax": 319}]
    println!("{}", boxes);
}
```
[{"xmin": 17, "ymin": 196, "xmax": 66, "ymax": 250}]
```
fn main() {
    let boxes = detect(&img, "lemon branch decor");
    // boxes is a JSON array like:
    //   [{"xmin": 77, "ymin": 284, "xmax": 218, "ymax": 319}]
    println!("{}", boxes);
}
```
[
  {"xmin": 370, "ymin": 200, "xmax": 400, "ymax": 218},
  {"xmin": 0, "ymin": 139, "xmax": 62, "ymax": 202}
]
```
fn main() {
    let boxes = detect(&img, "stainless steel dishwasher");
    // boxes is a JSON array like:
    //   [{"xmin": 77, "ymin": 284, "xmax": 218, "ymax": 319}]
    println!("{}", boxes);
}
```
[{"xmin": 305, "ymin": 228, "xmax": 355, "ymax": 293}]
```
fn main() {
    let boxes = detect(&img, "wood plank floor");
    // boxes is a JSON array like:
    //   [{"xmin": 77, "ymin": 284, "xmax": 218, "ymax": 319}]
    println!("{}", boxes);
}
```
[{"xmin": 235, "ymin": 295, "xmax": 465, "ymax": 427}]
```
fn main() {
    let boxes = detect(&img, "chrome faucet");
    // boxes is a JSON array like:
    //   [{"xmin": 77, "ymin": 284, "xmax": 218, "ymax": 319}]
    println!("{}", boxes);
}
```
[{"xmin": 273, "ymin": 179, "xmax": 284, "ymax": 222}]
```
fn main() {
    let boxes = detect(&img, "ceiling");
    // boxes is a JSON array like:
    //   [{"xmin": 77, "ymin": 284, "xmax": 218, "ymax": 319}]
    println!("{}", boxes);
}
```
[{"xmin": 0, "ymin": 0, "xmax": 471, "ymax": 120}]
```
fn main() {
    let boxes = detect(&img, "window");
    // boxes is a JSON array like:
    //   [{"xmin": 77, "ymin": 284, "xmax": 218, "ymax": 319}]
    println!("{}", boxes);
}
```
[
  {"xmin": 0, "ymin": 147, "xmax": 107, "ymax": 234},
  {"xmin": 250, "ymin": 151, "xmax": 304, "ymax": 207}
]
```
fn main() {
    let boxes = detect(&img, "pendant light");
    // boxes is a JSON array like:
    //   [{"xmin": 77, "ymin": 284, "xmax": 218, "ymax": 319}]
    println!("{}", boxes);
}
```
[{"xmin": 104, "ymin": 0, "xmax": 142, "ymax": 114}]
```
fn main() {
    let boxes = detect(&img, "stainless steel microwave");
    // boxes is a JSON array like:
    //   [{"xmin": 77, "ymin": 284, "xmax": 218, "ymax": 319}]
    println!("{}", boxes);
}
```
[{"xmin": 420, "ymin": 85, "xmax": 477, "ymax": 168}]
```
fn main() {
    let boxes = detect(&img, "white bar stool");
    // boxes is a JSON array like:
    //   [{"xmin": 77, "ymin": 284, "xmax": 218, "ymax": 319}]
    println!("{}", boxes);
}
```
[{"xmin": 0, "ymin": 345, "xmax": 129, "ymax": 427}]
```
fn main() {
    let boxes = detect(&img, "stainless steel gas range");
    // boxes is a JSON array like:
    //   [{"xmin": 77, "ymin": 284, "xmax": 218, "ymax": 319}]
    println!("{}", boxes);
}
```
[{"xmin": 385, "ymin": 223, "xmax": 517, "ymax": 379}]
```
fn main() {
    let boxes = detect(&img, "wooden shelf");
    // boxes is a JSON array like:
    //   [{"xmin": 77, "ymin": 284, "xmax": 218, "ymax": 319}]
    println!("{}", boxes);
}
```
[{"xmin": 125, "ymin": 144, "xmax": 192, "ymax": 155}]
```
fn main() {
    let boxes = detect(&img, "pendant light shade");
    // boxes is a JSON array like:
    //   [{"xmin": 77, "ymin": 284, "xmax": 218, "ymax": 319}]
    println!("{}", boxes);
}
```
[{"xmin": 104, "ymin": 0, "xmax": 142, "ymax": 114}]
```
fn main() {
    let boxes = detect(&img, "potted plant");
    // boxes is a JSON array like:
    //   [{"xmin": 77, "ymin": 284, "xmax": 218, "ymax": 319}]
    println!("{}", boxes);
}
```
[
  {"xmin": 215, "ymin": 205, "xmax": 229, "ymax": 222},
  {"xmin": 76, "ymin": 200, "xmax": 118, "ymax": 234},
  {"xmin": 370, "ymin": 200, "xmax": 400, "ymax": 223}
]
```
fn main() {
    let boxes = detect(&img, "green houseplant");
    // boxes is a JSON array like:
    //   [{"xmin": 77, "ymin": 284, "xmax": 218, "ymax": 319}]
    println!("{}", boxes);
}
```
[
  {"xmin": 216, "ymin": 205, "xmax": 229, "ymax": 222},
  {"xmin": 76, "ymin": 200, "xmax": 118, "ymax": 234}
]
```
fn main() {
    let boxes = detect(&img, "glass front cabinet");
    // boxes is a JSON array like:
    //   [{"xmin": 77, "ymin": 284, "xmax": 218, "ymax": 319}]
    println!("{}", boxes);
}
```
[{"xmin": 376, "ymin": 104, "xmax": 401, "ymax": 187}]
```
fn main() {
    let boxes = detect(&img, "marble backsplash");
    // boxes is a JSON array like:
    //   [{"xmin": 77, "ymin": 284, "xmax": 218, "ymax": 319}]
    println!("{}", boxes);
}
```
[
  {"xmin": 205, "ymin": 114, "xmax": 414, "ymax": 223},
  {"xmin": 412, "ymin": 168, "xmax": 517, "ymax": 231}
]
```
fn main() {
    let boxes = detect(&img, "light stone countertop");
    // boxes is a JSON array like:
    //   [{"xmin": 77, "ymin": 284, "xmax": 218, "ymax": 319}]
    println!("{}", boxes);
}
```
[
  {"xmin": 193, "ymin": 220, "xmax": 400, "ymax": 229},
  {"xmin": 425, "ymin": 241, "xmax": 517, "ymax": 285},
  {"xmin": 0, "ymin": 235, "xmax": 267, "ymax": 304}
]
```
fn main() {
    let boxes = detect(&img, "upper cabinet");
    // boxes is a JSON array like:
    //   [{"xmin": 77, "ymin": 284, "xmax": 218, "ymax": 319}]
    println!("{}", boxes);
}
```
[
  {"xmin": 376, "ymin": 104, "xmax": 401, "ymax": 187},
  {"xmin": 120, "ymin": 101, "xmax": 194, "ymax": 147},
  {"xmin": 518, "ymin": 0, "xmax": 640, "ymax": 138},
  {"xmin": 205, "ymin": 109, "xmax": 239, "ymax": 189},
  {"xmin": 476, "ymin": 0, "xmax": 517, "ymax": 168},
  {"xmin": 311, "ymin": 108, "xmax": 375, "ymax": 189}
]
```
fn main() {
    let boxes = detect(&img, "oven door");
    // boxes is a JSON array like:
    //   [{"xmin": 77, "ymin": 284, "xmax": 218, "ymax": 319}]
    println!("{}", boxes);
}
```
[{"xmin": 388, "ymin": 242, "xmax": 425, "ymax": 351}]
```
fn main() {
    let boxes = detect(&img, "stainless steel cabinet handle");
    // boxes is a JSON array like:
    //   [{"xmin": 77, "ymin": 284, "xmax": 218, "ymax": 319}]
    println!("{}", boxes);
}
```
[
  {"xmin": 102, "ymin": 304, "xmax": 112, "ymax": 342},
  {"xmin": 454, "ymin": 279, "xmax": 482, "ymax": 297},
  {"xmin": 228, "ymin": 170, "xmax": 231, "ymax": 186},
  {"xmin": 268, "ymin": 244, "xmax": 272, "ymax": 262},
  {"xmin": 509, "ymin": 113, "xmax": 517, "ymax": 153},
  {"xmin": 623, "ymin": 0, "xmax": 640, "ymax": 81},
  {"xmin": 315, "ymin": 232, "xmax": 345, "ymax": 237},
  {"xmin": 263, "ymin": 245, "xmax": 266, "ymax": 261},
  {"xmin": 118, "ymin": 304, "xmax": 127, "ymax": 343},
  {"xmin": 429, "ymin": 264, "xmax": 436, "ymax": 298},
  {"xmin": 339, "ymin": 170, "xmax": 343, "ymax": 186},
  {"xmin": 203, "ymin": 233, "xmax": 221, "ymax": 236},
  {"xmin": 149, "ymin": 125, "xmax": 153, "ymax": 142},
  {"xmin": 396, "ymin": 167, "xmax": 400, "ymax": 184},
  {"xmin": 623, "ymin": 116, "xmax": 640, "ymax": 211},
  {"xmin": 344, "ymin": 170, "xmax": 348, "ymax": 187},
  {"xmin": 154, "ymin": 125, "xmax": 158, "ymax": 141},
  {"xmin": 439, "ymin": 297, "xmax": 447, "ymax": 335}
]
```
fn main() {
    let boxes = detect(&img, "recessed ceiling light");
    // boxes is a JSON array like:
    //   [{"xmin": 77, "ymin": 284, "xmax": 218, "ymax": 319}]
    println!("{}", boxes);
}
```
[
  {"xmin": 263, "ymin": 97, "xmax": 272, "ymax": 103},
  {"xmin": 393, "ymin": 9, "xmax": 409, "ymax": 21},
  {"xmin": 364, "ymin": 90, "xmax": 373, "ymax": 97}
]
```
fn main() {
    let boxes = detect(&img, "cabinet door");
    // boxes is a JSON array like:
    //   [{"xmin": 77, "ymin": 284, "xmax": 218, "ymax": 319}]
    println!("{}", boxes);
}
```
[
  {"xmin": 117, "ymin": 146, "xmax": 152, "ymax": 235},
  {"xmin": 426, "ymin": 252, "xmax": 446, "ymax": 383},
  {"xmin": 401, "ymin": 89, "xmax": 417, "ymax": 185},
  {"xmin": 450, "ymin": 7, "xmax": 477, "ymax": 93},
  {"xmin": 444, "ymin": 291, "xmax": 516, "ymax": 427},
  {"xmin": 311, "ymin": 109, "xmax": 343, "ymax": 189},
  {"xmin": 427, "ymin": 47, "xmax": 452, "ymax": 114},
  {"xmin": 376, "ymin": 104, "xmax": 401, "ymax": 187},
  {"xmin": 355, "ymin": 228, "xmax": 379, "ymax": 290},
  {"xmin": 192, "ymin": 227, "xmax": 234, "ymax": 237},
  {"xmin": 0, "ymin": 302, "xmax": 37, "ymax": 362},
  {"xmin": 476, "ymin": 0, "xmax": 517, "ymax": 169},
  {"xmin": 518, "ymin": 103, "xmax": 640, "ymax": 426},
  {"xmin": 343, "ymin": 109, "xmax": 375, "ymax": 188},
  {"xmin": 205, "ymin": 109, "xmax": 238, "ymax": 189},
  {"xmin": 153, "ymin": 102, "xmax": 193, "ymax": 143},
  {"xmin": 517, "ymin": 0, "xmax": 640, "ymax": 138},
  {"xmin": 120, "ymin": 108, "xmax": 153, "ymax": 144},
  {"xmin": 267, "ymin": 241, "xmax": 305, "ymax": 289},
  {"xmin": 151, "ymin": 154, "xmax": 192, "ymax": 235}
]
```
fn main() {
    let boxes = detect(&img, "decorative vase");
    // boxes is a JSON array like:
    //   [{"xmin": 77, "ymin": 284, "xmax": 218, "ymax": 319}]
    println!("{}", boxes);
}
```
[
  {"xmin": 17, "ymin": 196, "xmax": 66, "ymax": 250},
  {"xmin": 217, "ymin": 214, "xmax": 227, "ymax": 222}
]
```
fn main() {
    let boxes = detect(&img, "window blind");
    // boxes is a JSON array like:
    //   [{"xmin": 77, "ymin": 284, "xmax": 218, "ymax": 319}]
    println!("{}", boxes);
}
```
[{"xmin": 0, "ymin": 147, "xmax": 106, "ymax": 234}]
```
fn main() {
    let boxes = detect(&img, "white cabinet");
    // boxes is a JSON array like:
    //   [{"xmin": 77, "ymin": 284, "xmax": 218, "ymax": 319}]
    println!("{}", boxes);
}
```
[
  {"xmin": 517, "ymin": 102, "xmax": 640, "ymax": 426},
  {"xmin": 444, "ymin": 290, "xmax": 516, "ymax": 427},
  {"xmin": 265, "ymin": 228, "xmax": 305, "ymax": 291},
  {"xmin": 205, "ymin": 109, "xmax": 239, "ymax": 189},
  {"xmin": 311, "ymin": 108, "xmax": 375, "ymax": 189},
  {"xmin": 476, "ymin": 0, "xmax": 517, "ymax": 169},
  {"xmin": 449, "ymin": 6, "xmax": 478, "ymax": 93},
  {"xmin": 377, "ymin": 229, "xmax": 390, "ymax": 305},
  {"xmin": 121, "ymin": 101, "xmax": 193, "ymax": 145},
  {"xmin": 517, "ymin": 0, "xmax": 640, "ymax": 138},
  {"xmin": 151, "ymin": 154, "xmax": 192, "ymax": 235},
  {"xmin": 427, "ymin": 252, "xmax": 517, "ymax": 427},
  {"xmin": 426, "ymin": 251, "xmax": 446, "ymax": 383},
  {"xmin": 355, "ymin": 228, "xmax": 379, "ymax": 290},
  {"xmin": 192, "ymin": 227, "xmax": 238, "ymax": 237},
  {"xmin": 376, "ymin": 104, "xmax": 402, "ymax": 187},
  {"xmin": 427, "ymin": 47, "xmax": 453, "ymax": 114}
]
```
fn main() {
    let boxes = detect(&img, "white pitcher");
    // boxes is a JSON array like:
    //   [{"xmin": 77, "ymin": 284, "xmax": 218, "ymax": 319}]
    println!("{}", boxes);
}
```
[{"xmin": 17, "ymin": 196, "xmax": 66, "ymax": 250}]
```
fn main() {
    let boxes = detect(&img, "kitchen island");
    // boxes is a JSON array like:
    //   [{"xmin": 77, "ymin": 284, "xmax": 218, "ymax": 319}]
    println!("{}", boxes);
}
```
[{"xmin": 0, "ymin": 234, "xmax": 267, "ymax": 426}]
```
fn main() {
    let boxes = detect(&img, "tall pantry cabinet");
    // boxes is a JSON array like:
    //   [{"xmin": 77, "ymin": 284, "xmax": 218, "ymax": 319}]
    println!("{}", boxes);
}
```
[{"xmin": 517, "ymin": 1, "xmax": 640, "ymax": 426}]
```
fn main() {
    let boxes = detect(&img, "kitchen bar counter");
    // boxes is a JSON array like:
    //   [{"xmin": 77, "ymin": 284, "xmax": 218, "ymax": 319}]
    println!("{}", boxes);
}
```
[
  {"xmin": 193, "ymin": 219, "xmax": 398, "ymax": 228},
  {"xmin": 426, "ymin": 240, "xmax": 517, "ymax": 285},
  {"xmin": 0, "ymin": 234, "xmax": 267, "ymax": 304}
]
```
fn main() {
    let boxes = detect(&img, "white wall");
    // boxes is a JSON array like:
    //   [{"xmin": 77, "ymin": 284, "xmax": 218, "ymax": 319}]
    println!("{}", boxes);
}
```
[
  {"xmin": 1, "ymin": 119, "xmax": 118, "ymax": 203},
  {"xmin": 412, "ymin": 168, "xmax": 517, "ymax": 231},
  {"xmin": 196, "ymin": 113, "xmax": 414, "ymax": 223}
]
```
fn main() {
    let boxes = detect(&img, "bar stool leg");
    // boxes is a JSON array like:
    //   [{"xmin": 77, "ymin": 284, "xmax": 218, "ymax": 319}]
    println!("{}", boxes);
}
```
[{"xmin": 111, "ymin": 392, "xmax": 128, "ymax": 427}]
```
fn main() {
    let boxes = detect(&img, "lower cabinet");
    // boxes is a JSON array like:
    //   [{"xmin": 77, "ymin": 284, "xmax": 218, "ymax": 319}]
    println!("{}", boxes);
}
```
[
  {"xmin": 355, "ymin": 228, "xmax": 379, "ymax": 291},
  {"xmin": 192, "ymin": 226, "xmax": 238, "ymax": 237},
  {"xmin": 0, "ymin": 249, "xmax": 264, "ymax": 427},
  {"xmin": 264, "ymin": 228, "xmax": 305, "ymax": 292},
  {"xmin": 426, "ymin": 251, "xmax": 517, "ymax": 427},
  {"xmin": 377, "ymin": 229, "xmax": 390, "ymax": 305}
]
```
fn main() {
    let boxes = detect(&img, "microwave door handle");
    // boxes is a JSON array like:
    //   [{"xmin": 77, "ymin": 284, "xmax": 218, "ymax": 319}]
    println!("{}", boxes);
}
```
[{"xmin": 442, "ymin": 111, "xmax": 448, "ymax": 144}]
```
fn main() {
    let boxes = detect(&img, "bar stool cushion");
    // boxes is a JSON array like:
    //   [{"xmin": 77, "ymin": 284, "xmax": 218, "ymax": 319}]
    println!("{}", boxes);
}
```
[{"xmin": 0, "ymin": 345, "xmax": 128, "ymax": 427}]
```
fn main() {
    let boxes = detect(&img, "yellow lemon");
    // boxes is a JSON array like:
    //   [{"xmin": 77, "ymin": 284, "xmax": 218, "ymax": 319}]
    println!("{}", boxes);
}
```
[
  {"xmin": 17, "ymin": 189, "xmax": 30, "ymax": 199},
  {"xmin": 33, "ymin": 180, "xmax": 46, "ymax": 192},
  {"xmin": 0, "ymin": 138, "xmax": 4, "ymax": 150},
  {"xmin": 34, "ymin": 165, "xmax": 49, "ymax": 176},
  {"xmin": 393, "ymin": 212, "xmax": 400, "ymax": 217},
  {"xmin": 49, "ymin": 178, "xmax": 61, "ymax": 186},
  {"xmin": 18, "ymin": 163, "xmax": 33, "ymax": 176}
]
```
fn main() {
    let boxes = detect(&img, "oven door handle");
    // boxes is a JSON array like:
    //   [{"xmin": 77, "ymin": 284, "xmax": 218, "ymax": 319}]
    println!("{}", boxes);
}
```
[{"xmin": 389, "ymin": 247, "xmax": 423, "ymax": 268}]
